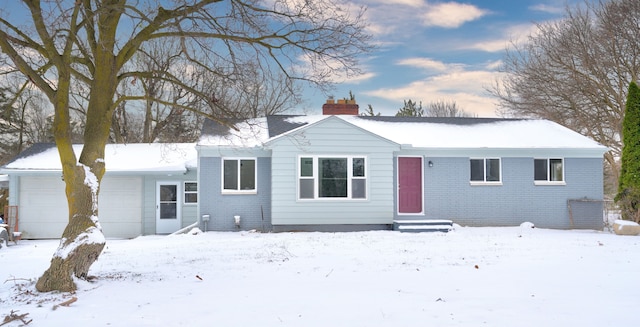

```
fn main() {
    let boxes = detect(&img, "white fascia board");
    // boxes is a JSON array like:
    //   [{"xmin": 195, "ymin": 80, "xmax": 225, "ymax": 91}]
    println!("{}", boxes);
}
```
[
  {"xmin": 264, "ymin": 115, "xmax": 400, "ymax": 148},
  {"xmin": 197, "ymin": 145, "xmax": 272, "ymax": 157},
  {"xmin": 396, "ymin": 147, "xmax": 609, "ymax": 158},
  {"xmin": 0, "ymin": 168, "xmax": 190, "ymax": 176},
  {"xmin": 0, "ymin": 169, "xmax": 62, "ymax": 175}
]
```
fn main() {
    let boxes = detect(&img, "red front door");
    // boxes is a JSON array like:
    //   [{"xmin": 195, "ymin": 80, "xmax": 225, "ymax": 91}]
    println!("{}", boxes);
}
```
[{"xmin": 398, "ymin": 157, "xmax": 423, "ymax": 214}]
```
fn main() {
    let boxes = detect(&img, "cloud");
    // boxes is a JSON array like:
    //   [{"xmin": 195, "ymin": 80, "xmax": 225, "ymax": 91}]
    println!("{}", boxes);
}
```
[
  {"xmin": 341, "ymin": 72, "xmax": 377, "ymax": 84},
  {"xmin": 396, "ymin": 58, "xmax": 451, "ymax": 72},
  {"xmin": 363, "ymin": 2, "xmax": 417, "ymax": 36},
  {"xmin": 463, "ymin": 23, "xmax": 542, "ymax": 52},
  {"xmin": 485, "ymin": 60, "xmax": 502, "ymax": 70},
  {"xmin": 371, "ymin": 0, "xmax": 424, "ymax": 7},
  {"xmin": 422, "ymin": 2, "xmax": 487, "ymax": 28},
  {"xmin": 363, "ymin": 1, "xmax": 488, "ymax": 38},
  {"xmin": 364, "ymin": 69, "xmax": 504, "ymax": 117},
  {"xmin": 529, "ymin": 4, "xmax": 564, "ymax": 14},
  {"xmin": 466, "ymin": 39, "xmax": 509, "ymax": 53},
  {"xmin": 323, "ymin": 58, "xmax": 377, "ymax": 85},
  {"xmin": 294, "ymin": 52, "xmax": 377, "ymax": 85}
]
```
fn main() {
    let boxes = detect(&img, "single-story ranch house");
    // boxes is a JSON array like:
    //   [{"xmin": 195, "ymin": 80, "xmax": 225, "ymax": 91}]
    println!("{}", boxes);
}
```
[{"xmin": 0, "ymin": 100, "xmax": 608, "ymax": 238}]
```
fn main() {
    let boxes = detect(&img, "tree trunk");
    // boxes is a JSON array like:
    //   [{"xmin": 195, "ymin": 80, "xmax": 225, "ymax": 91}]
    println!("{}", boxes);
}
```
[
  {"xmin": 36, "ymin": 164, "xmax": 106, "ymax": 292},
  {"xmin": 35, "ymin": 26, "xmax": 116, "ymax": 291}
]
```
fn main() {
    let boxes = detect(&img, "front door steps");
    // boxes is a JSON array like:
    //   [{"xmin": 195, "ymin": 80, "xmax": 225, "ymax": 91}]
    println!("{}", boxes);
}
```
[{"xmin": 393, "ymin": 219, "xmax": 453, "ymax": 233}]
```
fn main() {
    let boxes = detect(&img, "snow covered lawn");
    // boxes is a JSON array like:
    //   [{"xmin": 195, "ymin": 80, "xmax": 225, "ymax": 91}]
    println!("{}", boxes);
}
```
[{"xmin": 1, "ymin": 226, "xmax": 638, "ymax": 326}]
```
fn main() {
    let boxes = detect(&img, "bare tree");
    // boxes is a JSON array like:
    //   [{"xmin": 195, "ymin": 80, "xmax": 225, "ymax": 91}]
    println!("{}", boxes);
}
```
[
  {"xmin": 0, "ymin": 87, "xmax": 15, "ymax": 162},
  {"xmin": 0, "ymin": 0, "xmax": 371, "ymax": 292},
  {"xmin": 109, "ymin": 39, "xmax": 303, "ymax": 143},
  {"xmin": 426, "ymin": 100, "xmax": 473, "ymax": 117},
  {"xmin": 1, "ymin": 82, "xmax": 70, "ymax": 162},
  {"xmin": 490, "ymin": 0, "xmax": 640, "ymax": 188}
]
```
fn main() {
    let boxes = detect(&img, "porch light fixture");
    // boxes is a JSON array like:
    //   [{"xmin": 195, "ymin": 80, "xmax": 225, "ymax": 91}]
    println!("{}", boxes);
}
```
[{"xmin": 428, "ymin": 160, "xmax": 433, "ymax": 167}]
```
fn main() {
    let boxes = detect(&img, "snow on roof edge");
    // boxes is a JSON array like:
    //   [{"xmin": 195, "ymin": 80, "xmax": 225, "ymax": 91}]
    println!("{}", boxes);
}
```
[{"xmin": 2, "ymin": 143, "xmax": 198, "ymax": 173}]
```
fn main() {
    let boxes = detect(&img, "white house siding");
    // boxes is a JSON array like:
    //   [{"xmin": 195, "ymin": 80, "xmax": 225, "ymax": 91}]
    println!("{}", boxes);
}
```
[
  {"xmin": 17, "ymin": 175, "xmax": 143, "ymax": 239},
  {"xmin": 98, "ymin": 176, "xmax": 143, "ymax": 237},
  {"xmin": 17, "ymin": 176, "xmax": 66, "ymax": 238},
  {"xmin": 269, "ymin": 117, "xmax": 400, "ymax": 226},
  {"xmin": 400, "ymin": 156, "xmax": 604, "ymax": 229}
]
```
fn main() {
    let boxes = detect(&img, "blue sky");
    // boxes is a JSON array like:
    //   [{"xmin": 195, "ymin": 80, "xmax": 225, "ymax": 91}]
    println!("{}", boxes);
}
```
[
  {"xmin": 300, "ymin": 0, "xmax": 585, "ymax": 117},
  {"xmin": 0, "ymin": 0, "xmax": 585, "ymax": 117}
]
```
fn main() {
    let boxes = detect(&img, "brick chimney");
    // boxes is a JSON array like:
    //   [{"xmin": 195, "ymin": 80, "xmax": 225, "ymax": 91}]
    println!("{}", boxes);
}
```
[{"xmin": 322, "ymin": 96, "xmax": 359, "ymax": 115}]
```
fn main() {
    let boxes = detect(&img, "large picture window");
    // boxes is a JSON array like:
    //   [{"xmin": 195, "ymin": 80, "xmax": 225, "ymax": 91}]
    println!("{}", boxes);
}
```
[
  {"xmin": 534, "ymin": 158, "xmax": 564, "ymax": 184},
  {"xmin": 470, "ymin": 158, "xmax": 501, "ymax": 184},
  {"xmin": 222, "ymin": 158, "xmax": 256, "ymax": 193},
  {"xmin": 299, "ymin": 156, "xmax": 366, "ymax": 200}
]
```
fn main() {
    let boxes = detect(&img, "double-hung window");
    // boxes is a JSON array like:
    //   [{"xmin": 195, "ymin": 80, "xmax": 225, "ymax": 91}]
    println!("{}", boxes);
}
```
[
  {"xmin": 184, "ymin": 182, "xmax": 198, "ymax": 204},
  {"xmin": 222, "ymin": 158, "xmax": 256, "ymax": 193},
  {"xmin": 299, "ymin": 156, "xmax": 367, "ymax": 200},
  {"xmin": 470, "ymin": 158, "xmax": 501, "ymax": 184},
  {"xmin": 534, "ymin": 158, "xmax": 564, "ymax": 185}
]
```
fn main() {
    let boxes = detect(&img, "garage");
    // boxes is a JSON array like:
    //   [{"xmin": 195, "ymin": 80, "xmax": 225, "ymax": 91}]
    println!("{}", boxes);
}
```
[{"xmin": 18, "ymin": 175, "xmax": 143, "ymax": 239}]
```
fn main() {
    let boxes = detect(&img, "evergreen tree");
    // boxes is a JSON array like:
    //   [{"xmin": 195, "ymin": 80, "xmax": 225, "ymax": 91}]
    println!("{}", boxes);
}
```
[
  {"xmin": 616, "ymin": 81, "xmax": 640, "ymax": 222},
  {"xmin": 396, "ymin": 99, "xmax": 424, "ymax": 117},
  {"xmin": 361, "ymin": 104, "xmax": 380, "ymax": 116}
]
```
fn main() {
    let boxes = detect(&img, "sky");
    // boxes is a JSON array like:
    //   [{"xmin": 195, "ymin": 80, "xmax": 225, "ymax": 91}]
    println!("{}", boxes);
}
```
[
  {"xmin": 0, "ymin": 0, "xmax": 587, "ymax": 118},
  {"xmin": 299, "ymin": 0, "xmax": 586, "ymax": 117}
]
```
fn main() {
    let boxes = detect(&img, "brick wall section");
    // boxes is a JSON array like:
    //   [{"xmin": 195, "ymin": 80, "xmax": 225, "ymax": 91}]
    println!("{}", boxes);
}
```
[{"xmin": 395, "ymin": 156, "xmax": 604, "ymax": 229}]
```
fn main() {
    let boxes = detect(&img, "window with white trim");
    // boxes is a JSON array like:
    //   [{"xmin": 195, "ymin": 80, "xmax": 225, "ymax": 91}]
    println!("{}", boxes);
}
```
[
  {"xmin": 470, "ymin": 158, "xmax": 501, "ymax": 184},
  {"xmin": 299, "ymin": 156, "xmax": 366, "ymax": 199},
  {"xmin": 534, "ymin": 158, "xmax": 564, "ymax": 183},
  {"xmin": 184, "ymin": 181, "xmax": 198, "ymax": 204},
  {"xmin": 222, "ymin": 158, "xmax": 256, "ymax": 193}
]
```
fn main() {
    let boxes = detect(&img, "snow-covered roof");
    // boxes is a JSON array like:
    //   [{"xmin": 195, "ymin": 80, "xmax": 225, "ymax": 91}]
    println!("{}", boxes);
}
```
[
  {"xmin": 198, "ymin": 115, "xmax": 608, "ymax": 151},
  {"xmin": 1, "ymin": 143, "xmax": 197, "ymax": 173},
  {"xmin": 199, "ymin": 117, "xmax": 269, "ymax": 148}
]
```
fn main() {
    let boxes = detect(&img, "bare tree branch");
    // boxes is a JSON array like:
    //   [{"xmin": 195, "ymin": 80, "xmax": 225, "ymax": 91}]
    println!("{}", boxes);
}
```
[{"xmin": 490, "ymin": 0, "xmax": 640, "ymax": 189}]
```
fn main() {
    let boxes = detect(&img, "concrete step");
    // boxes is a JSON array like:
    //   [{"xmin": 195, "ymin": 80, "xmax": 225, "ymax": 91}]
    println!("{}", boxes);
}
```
[{"xmin": 393, "ymin": 219, "xmax": 453, "ymax": 233}]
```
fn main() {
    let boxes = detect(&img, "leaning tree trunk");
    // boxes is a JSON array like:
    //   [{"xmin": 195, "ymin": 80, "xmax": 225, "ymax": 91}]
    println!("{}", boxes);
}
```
[
  {"xmin": 36, "ymin": 164, "xmax": 106, "ymax": 292},
  {"xmin": 34, "ymin": 63, "xmax": 109, "ymax": 292},
  {"xmin": 35, "ymin": 11, "xmax": 118, "ymax": 290}
]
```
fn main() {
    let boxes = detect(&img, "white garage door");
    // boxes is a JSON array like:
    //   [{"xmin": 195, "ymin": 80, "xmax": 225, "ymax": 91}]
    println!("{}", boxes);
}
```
[{"xmin": 19, "ymin": 176, "xmax": 142, "ymax": 239}]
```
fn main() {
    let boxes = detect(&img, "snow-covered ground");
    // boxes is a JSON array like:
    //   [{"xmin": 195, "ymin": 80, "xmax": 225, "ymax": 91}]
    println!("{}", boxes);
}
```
[{"xmin": 1, "ymin": 225, "xmax": 638, "ymax": 326}]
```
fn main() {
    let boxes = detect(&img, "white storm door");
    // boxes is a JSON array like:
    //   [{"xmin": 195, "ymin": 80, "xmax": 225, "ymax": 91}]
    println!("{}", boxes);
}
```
[{"xmin": 156, "ymin": 182, "xmax": 181, "ymax": 234}]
